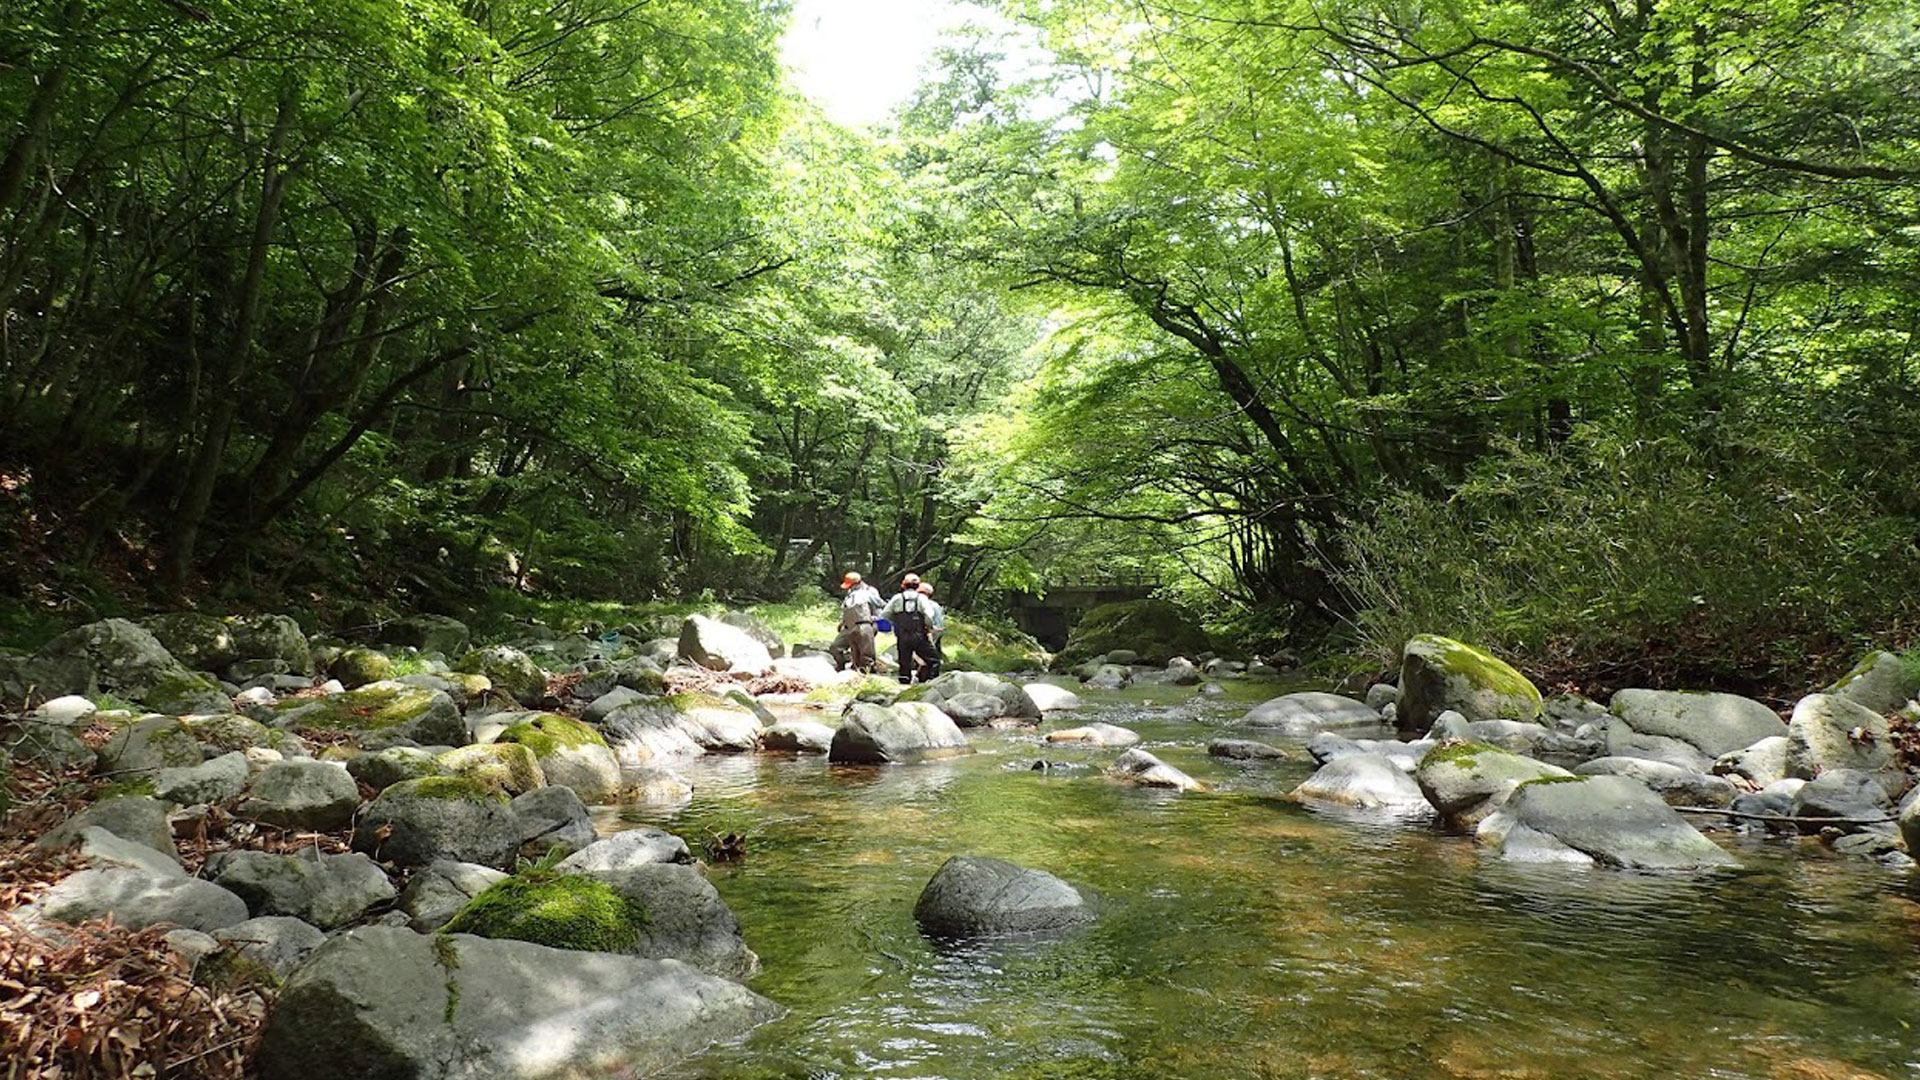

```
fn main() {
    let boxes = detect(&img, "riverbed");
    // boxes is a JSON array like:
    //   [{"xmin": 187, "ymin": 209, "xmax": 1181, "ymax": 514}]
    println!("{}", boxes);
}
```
[{"xmin": 607, "ymin": 680, "xmax": 1920, "ymax": 1079}]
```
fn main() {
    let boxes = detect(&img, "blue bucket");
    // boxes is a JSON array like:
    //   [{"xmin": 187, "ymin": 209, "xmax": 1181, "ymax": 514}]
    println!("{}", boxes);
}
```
[{"xmin": 876, "ymin": 618, "xmax": 893, "ymax": 633}]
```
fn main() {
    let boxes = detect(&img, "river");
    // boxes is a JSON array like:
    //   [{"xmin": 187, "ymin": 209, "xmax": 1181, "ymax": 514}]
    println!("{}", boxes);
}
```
[{"xmin": 603, "ymin": 679, "xmax": 1920, "ymax": 1079}]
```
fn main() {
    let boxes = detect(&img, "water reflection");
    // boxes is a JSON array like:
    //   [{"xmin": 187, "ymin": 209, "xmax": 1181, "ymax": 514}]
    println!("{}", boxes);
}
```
[{"xmin": 632, "ymin": 684, "xmax": 1920, "ymax": 1080}]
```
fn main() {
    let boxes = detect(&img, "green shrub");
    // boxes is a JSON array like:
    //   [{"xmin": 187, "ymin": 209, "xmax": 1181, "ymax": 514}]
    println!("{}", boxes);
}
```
[{"xmin": 1336, "ymin": 429, "xmax": 1920, "ymax": 692}]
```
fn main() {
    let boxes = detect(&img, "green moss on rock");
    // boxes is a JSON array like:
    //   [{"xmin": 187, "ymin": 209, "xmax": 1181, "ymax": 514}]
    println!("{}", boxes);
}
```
[
  {"xmin": 329, "ymin": 648, "xmax": 394, "ymax": 688},
  {"xmin": 1412, "ymin": 635, "xmax": 1540, "ymax": 701},
  {"xmin": 1422, "ymin": 741, "xmax": 1500, "ymax": 770},
  {"xmin": 436, "ymin": 743, "xmax": 546, "ymax": 795},
  {"xmin": 441, "ymin": 872, "xmax": 648, "ymax": 952},
  {"xmin": 1518, "ymin": 774, "xmax": 1587, "ymax": 788},
  {"xmin": 495, "ymin": 713, "xmax": 607, "ymax": 759},
  {"xmin": 406, "ymin": 775, "xmax": 510, "ymax": 803},
  {"xmin": 1057, "ymin": 600, "xmax": 1208, "ymax": 667}
]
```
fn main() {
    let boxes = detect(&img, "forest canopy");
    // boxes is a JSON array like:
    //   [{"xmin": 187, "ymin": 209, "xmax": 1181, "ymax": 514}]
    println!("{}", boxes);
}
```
[{"xmin": 2, "ymin": 0, "xmax": 1916, "ymax": 686}]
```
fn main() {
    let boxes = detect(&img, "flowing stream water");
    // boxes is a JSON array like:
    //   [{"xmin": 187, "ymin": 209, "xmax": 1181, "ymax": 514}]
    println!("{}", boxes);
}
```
[{"xmin": 603, "ymin": 680, "xmax": 1920, "ymax": 1079}]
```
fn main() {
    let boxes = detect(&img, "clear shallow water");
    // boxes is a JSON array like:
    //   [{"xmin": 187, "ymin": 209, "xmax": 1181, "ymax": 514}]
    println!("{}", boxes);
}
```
[{"xmin": 611, "ymin": 681, "xmax": 1920, "ymax": 1080}]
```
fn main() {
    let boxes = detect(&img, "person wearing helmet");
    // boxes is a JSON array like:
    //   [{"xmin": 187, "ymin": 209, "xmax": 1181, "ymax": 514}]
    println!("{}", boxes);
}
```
[
  {"xmin": 916, "ymin": 581, "xmax": 946, "ymax": 680},
  {"xmin": 882, "ymin": 573, "xmax": 939, "ymax": 684},
  {"xmin": 830, "ymin": 571, "xmax": 885, "ymax": 673}
]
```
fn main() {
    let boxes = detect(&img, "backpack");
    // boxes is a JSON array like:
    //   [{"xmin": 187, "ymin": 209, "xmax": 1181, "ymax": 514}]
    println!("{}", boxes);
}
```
[{"xmin": 892, "ymin": 593, "xmax": 927, "ymax": 636}]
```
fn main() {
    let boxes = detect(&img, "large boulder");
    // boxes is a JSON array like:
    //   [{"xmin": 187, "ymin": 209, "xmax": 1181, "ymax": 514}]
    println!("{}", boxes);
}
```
[
  {"xmin": 1790, "ymin": 769, "xmax": 1892, "ymax": 832},
  {"xmin": 1607, "ymin": 689, "xmax": 1787, "ymax": 761},
  {"xmin": 28, "ymin": 867, "xmax": 248, "ymax": 932},
  {"xmin": 208, "ymin": 850, "xmax": 397, "ymax": 930},
  {"xmin": 156, "ymin": 750, "xmax": 252, "ymax": 805},
  {"xmin": 213, "ymin": 916, "xmax": 327, "ymax": 979},
  {"xmin": 510, "ymin": 786, "xmax": 597, "ymax": 858},
  {"xmin": 1826, "ymin": 650, "xmax": 1920, "ymax": 716},
  {"xmin": 271, "ymin": 682, "xmax": 465, "ymax": 747},
  {"xmin": 38, "ymin": 795, "xmax": 179, "ymax": 861},
  {"xmin": 1712, "ymin": 736, "xmax": 1790, "ymax": 790},
  {"xmin": 828, "ymin": 702, "xmax": 972, "ymax": 764},
  {"xmin": 718, "ymin": 611, "xmax": 787, "ymax": 659},
  {"xmin": 1476, "ymin": 775, "xmax": 1737, "ymax": 870},
  {"xmin": 443, "ymin": 864, "xmax": 756, "ymax": 979},
  {"xmin": 761, "ymin": 718, "xmax": 837, "ymax": 754},
  {"xmin": 1288, "ymin": 753, "xmax": 1430, "ymax": 813},
  {"xmin": 677, "ymin": 615, "xmax": 773, "ymax": 676},
  {"xmin": 1208, "ymin": 739, "xmax": 1288, "ymax": 761},
  {"xmin": 328, "ymin": 648, "xmax": 394, "ymax": 689},
  {"xmin": 1572, "ymin": 757, "xmax": 1738, "ymax": 808},
  {"xmin": 555, "ymin": 828, "xmax": 694, "ymax": 873},
  {"xmin": 29, "ymin": 618, "xmax": 231, "ymax": 714},
  {"xmin": 1106, "ymin": 748, "xmax": 1204, "ymax": 792},
  {"xmin": 1397, "ymin": 635, "xmax": 1542, "ymax": 733},
  {"xmin": 898, "ymin": 671, "xmax": 1041, "ymax": 724},
  {"xmin": 437, "ymin": 743, "xmax": 547, "ymax": 797},
  {"xmin": 346, "ymin": 746, "xmax": 446, "ymax": 792},
  {"xmin": 599, "ymin": 698, "xmax": 708, "ymax": 765},
  {"xmin": 488, "ymin": 716, "xmax": 610, "ymax": 801},
  {"xmin": 664, "ymin": 693, "xmax": 763, "ymax": 751},
  {"xmin": 1044, "ymin": 722, "xmax": 1140, "ymax": 748},
  {"xmin": 137, "ymin": 613, "xmax": 238, "ymax": 672},
  {"xmin": 354, "ymin": 776, "xmax": 521, "ymax": 869},
  {"xmin": 254, "ymin": 927, "xmax": 780, "ymax": 1080},
  {"xmin": 1785, "ymin": 694, "xmax": 1897, "ymax": 788},
  {"xmin": 226, "ymin": 615, "xmax": 313, "ymax": 675},
  {"xmin": 236, "ymin": 759, "xmax": 360, "ymax": 830},
  {"xmin": 1056, "ymin": 599, "xmax": 1208, "ymax": 667},
  {"xmin": 1240, "ymin": 692, "xmax": 1386, "ymax": 736},
  {"xmin": 94, "ymin": 715, "xmax": 207, "ymax": 776},
  {"xmin": 456, "ymin": 645, "xmax": 547, "ymax": 706},
  {"xmin": 1021, "ymin": 683, "xmax": 1082, "ymax": 713},
  {"xmin": 398, "ymin": 860, "xmax": 511, "ymax": 932},
  {"xmin": 912, "ymin": 855, "xmax": 1094, "ymax": 938},
  {"xmin": 1414, "ymin": 742, "xmax": 1572, "ymax": 828}
]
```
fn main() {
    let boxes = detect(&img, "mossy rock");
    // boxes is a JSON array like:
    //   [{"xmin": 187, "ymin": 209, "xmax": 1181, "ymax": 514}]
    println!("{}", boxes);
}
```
[
  {"xmin": 941, "ymin": 622, "xmax": 1052, "ymax": 674},
  {"xmin": 272, "ymin": 683, "xmax": 465, "ymax": 747},
  {"xmin": 96, "ymin": 715, "xmax": 208, "ymax": 776},
  {"xmin": 1056, "ymin": 600, "xmax": 1208, "ymax": 668},
  {"xmin": 1396, "ymin": 634, "xmax": 1542, "ymax": 734},
  {"xmin": 139, "ymin": 670, "xmax": 230, "ymax": 716},
  {"xmin": 455, "ymin": 646, "xmax": 546, "ymax": 706},
  {"xmin": 436, "ymin": 743, "xmax": 545, "ymax": 796},
  {"xmin": 803, "ymin": 675, "xmax": 900, "ymax": 705},
  {"xmin": 354, "ymin": 775, "xmax": 520, "ymax": 869},
  {"xmin": 329, "ymin": 648, "xmax": 395, "ymax": 689},
  {"xmin": 182, "ymin": 713, "xmax": 276, "ymax": 754},
  {"xmin": 137, "ymin": 613, "xmax": 238, "ymax": 672},
  {"xmin": 1414, "ymin": 740, "xmax": 1570, "ymax": 827},
  {"xmin": 493, "ymin": 712, "xmax": 608, "ymax": 758},
  {"xmin": 225, "ymin": 614, "xmax": 312, "ymax": 674},
  {"xmin": 442, "ymin": 872, "xmax": 648, "ymax": 952}
]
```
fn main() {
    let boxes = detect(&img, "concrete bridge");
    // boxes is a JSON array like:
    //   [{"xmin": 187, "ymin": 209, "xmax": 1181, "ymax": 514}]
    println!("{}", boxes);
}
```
[{"xmin": 1005, "ymin": 573, "xmax": 1161, "ymax": 651}]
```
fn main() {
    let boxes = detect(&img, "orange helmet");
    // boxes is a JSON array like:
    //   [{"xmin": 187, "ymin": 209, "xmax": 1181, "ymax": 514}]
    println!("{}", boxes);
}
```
[
  {"xmin": 840, "ymin": 571, "xmax": 862, "ymax": 589},
  {"xmin": 917, "ymin": 582, "xmax": 933, "ymax": 595},
  {"xmin": 901, "ymin": 573, "xmax": 921, "ymax": 588}
]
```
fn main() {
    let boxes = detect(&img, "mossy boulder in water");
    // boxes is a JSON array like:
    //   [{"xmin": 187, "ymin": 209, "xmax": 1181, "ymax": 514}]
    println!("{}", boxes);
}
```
[
  {"xmin": 445, "ymin": 871, "xmax": 650, "ymax": 952},
  {"xmin": 493, "ymin": 712, "xmax": 621, "ymax": 802},
  {"xmin": 271, "ymin": 682, "xmax": 465, "ymax": 747},
  {"xmin": 1288, "ymin": 753, "xmax": 1430, "ymax": 812},
  {"xmin": 1415, "ymin": 741, "xmax": 1572, "ymax": 827},
  {"xmin": 1396, "ymin": 635, "xmax": 1542, "ymax": 734},
  {"xmin": 1476, "ymin": 774, "xmax": 1737, "ymax": 870},
  {"xmin": 456, "ymin": 645, "xmax": 546, "ymax": 706},
  {"xmin": 828, "ymin": 702, "xmax": 972, "ymax": 764},
  {"xmin": 897, "ymin": 671, "xmax": 1040, "ymax": 726},
  {"xmin": 1057, "ymin": 600, "xmax": 1208, "ymax": 668}
]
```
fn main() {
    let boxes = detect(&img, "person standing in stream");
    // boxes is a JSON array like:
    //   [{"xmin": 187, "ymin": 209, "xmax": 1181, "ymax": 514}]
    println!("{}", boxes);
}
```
[
  {"xmin": 883, "ymin": 573, "xmax": 940, "ymax": 684},
  {"xmin": 916, "ymin": 580, "xmax": 946, "ymax": 681},
  {"xmin": 832, "ymin": 571, "xmax": 885, "ymax": 673}
]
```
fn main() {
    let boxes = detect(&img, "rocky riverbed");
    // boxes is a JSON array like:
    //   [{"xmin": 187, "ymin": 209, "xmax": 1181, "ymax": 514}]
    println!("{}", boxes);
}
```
[{"xmin": 3, "ymin": 614, "xmax": 1918, "ymax": 1078}]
